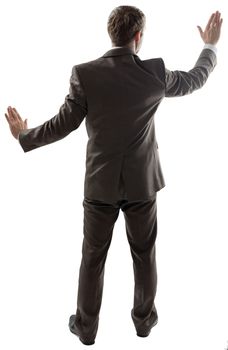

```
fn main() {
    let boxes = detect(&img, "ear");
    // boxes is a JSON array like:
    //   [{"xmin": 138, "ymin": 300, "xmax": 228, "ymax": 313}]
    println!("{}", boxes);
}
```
[{"xmin": 134, "ymin": 31, "xmax": 141, "ymax": 42}]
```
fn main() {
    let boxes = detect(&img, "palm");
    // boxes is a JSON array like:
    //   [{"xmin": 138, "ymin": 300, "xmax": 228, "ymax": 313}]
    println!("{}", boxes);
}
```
[
  {"xmin": 197, "ymin": 11, "xmax": 223, "ymax": 45},
  {"xmin": 5, "ymin": 107, "xmax": 28, "ymax": 140}
]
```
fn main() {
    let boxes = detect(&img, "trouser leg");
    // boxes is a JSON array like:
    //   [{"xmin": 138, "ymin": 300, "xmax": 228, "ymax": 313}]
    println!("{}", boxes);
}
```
[
  {"xmin": 74, "ymin": 197, "xmax": 120, "ymax": 341},
  {"xmin": 121, "ymin": 193, "xmax": 158, "ymax": 334}
]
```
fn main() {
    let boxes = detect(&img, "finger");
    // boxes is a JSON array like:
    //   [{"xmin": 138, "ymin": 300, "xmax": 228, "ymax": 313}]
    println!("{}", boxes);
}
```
[
  {"xmin": 216, "ymin": 11, "xmax": 221, "ymax": 21},
  {"xmin": 211, "ymin": 11, "xmax": 220, "ymax": 27},
  {"xmin": 7, "ymin": 107, "xmax": 15, "ymax": 121},
  {"xmin": 12, "ymin": 107, "xmax": 22, "ymax": 121},
  {"xmin": 216, "ymin": 13, "xmax": 222, "ymax": 27},
  {"xmin": 7, "ymin": 106, "xmax": 12, "ymax": 114},
  {"xmin": 12, "ymin": 107, "xmax": 20, "ymax": 116},
  {"xmin": 5, "ymin": 112, "xmax": 15, "ymax": 128},
  {"xmin": 8, "ymin": 107, "xmax": 20, "ymax": 124},
  {"xmin": 7, "ymin": 106, "xmax": 14, "ymax": 116},
  {"xmin": 217, "ymin": 17, "xmax": 223, "ymax": 33},
  {"xmin": 197, "ymin": 26, "xmax": 203, "ymax": 37},
  {"xmin": 205, "ymin": 13, "xmax": 215, "ymax": 31},
  {"xmin": 212, "ymin": 11, "xmax": 220, "ymax": 26},
  {"xmin": 5, "ymin": 113, "xmax": 10, "ymax": 123},
  {"xmin": 24, "ymin": 119, "xmax": 28, "ymax": 128},
  {"xmin": 13, "ymin": 108, "xmax": 23, "ymax": 121}
]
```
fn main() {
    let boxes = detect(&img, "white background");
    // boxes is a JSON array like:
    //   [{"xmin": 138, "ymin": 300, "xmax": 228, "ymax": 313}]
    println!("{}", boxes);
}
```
[{"xmin": 0, "ymin": 0, "xmax": 227, "ymax": 349}]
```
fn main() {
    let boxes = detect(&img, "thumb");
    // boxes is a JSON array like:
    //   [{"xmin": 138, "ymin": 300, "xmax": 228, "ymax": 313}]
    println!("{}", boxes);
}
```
[
  {"xmin": 24, "ymin": 118, "xmax": 28, "ymax": 128},
  {"xmin": 197, "ymin": 25, "xmax": 203, "ymax": 37}
]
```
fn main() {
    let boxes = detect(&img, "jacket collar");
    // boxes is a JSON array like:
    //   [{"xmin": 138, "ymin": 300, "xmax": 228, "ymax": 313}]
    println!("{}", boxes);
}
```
[{"xmin": 102, "ymin": 46, "xmax": 138, "ymax": 58}]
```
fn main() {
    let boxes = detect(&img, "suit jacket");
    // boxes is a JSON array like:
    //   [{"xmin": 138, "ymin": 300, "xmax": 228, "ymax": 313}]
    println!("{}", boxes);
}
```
[{"xmin": 18, "ymin": 46, "xmax": 217, "ymax": 203}]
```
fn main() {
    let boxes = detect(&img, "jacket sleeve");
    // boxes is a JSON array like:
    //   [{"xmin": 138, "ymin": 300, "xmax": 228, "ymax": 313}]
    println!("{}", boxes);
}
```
[
  {"xmin": 164, "ymin": 48, "xmax": 217, "ymax": 97},
  {"xmin": 18, "ymin": 66, "xmax": 87, "ymax": 152}
]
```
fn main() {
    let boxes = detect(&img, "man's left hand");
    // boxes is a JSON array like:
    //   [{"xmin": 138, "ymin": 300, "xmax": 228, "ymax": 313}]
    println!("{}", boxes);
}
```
[{"xmin": 5, "ymin": 106, "xmax": 28, "ymax": 140}]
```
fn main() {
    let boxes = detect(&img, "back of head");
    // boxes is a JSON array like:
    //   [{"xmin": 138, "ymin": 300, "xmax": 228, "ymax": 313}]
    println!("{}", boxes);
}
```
[{"xmin": 107, "ymin": 5, "xmax": 146, "ymax": 46}]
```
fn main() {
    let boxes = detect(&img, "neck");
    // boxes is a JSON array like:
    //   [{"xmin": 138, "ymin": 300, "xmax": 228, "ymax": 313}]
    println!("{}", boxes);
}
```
[{"xmin": 112, "ymin": 41, "xmax": 136, "ymax": 53}]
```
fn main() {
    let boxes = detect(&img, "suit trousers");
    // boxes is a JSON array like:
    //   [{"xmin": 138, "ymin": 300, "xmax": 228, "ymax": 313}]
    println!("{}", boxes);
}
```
[{"xmin": 72, "ymin": 192, "xmax": 158, "ymax": 341}]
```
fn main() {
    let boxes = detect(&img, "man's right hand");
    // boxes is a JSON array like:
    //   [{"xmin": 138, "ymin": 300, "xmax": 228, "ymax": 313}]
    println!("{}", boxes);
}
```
[{"xmin": 197, "ymin": 11, "xmax": 223, "ymax": 45}]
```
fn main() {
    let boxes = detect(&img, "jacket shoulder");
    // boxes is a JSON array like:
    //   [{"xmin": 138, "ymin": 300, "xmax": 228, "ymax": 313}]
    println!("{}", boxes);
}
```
[
  {"xmin": 73, "ymin": 57, "xmax": 104, "ymax": 71},
  {"xmin": 135, "ymin": 56, "xmax": 165, "ymax": 77}
]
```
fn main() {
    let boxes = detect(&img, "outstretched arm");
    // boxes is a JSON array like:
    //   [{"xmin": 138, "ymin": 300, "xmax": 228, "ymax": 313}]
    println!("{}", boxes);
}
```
[
  {"xmin": 5, "ymin": 66, "xmax": 87, "ymax": 152},
  {"xmin": 165, "ymin": 11, "xmax": 223, "ymax": 97}
]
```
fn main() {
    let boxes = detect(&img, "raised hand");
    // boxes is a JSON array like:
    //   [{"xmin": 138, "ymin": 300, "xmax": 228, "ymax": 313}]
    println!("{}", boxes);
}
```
[
  {"xmin": 5, "ymin": 106, "xmax": 28, "ymax": 140},
  {"xmin": 197, "ymin": 11, "xmax": 223, "ymax": 45}
]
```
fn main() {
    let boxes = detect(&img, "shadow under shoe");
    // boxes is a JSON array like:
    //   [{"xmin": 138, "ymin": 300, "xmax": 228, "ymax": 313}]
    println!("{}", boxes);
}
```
[{"xmin": 68, "ymin": 314, "xmax": 95, "ymax": 346}]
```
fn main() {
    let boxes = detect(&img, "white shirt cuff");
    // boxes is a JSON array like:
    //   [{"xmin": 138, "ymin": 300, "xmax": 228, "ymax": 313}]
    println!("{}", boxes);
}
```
[{"xmin": 203, "ymin": 43, "xmax": 217, "ymax": 55}]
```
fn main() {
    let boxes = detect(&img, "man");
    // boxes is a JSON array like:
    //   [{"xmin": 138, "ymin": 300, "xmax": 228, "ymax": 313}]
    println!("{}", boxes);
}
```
[{"xmin": 5, "ymin": 6, "xmax": 222, "ymax": 346}]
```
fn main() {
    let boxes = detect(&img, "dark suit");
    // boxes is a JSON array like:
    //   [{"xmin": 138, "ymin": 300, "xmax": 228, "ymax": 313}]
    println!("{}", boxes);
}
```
[
  {"xmin": 18, "ymin": 46, "xmax": 216, "ymax": 203},
  {"xmin": 18, "ymin": 47, "xmax": 217, "ymax": 344}
]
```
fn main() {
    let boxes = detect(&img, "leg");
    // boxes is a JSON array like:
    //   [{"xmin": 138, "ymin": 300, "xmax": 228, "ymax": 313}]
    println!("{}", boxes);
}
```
[
  {"xmin": 69, "ymin": 197, "xmax": 120, "ymax": 344},
  {"xmin": 121, "ymin": 193, "xmax": 158, "ymax": 336}
]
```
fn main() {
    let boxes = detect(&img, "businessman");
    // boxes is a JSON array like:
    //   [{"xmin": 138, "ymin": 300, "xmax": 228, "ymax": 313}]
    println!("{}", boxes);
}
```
[{"xmin": 5, "ymin": 6, "xmax": 222, "ymax": 346}]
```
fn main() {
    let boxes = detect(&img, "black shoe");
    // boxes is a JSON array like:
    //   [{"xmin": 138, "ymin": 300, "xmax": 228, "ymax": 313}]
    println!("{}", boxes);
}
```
[
  {"xmin": 136, "ymin": 317, "xmax": 158, "ymax": 338},
  {"xmin": 68, "ymin": 314, "xmax": 95, "ymax": 346}
]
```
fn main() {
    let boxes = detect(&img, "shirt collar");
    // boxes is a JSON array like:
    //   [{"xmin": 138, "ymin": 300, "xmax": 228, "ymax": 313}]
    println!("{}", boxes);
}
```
[{"xmin": 102, "ymin": 46, "xmax": 137, "ymax": 58}]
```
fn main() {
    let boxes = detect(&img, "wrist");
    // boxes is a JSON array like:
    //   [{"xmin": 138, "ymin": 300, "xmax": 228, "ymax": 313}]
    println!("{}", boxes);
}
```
[
  {"xmin": 16, "ymin": 130, "xmax": 22, "ymax": 141},
  {"xmin": 203, "ymin": 43, "xmax": 217, "ymax": 55}
]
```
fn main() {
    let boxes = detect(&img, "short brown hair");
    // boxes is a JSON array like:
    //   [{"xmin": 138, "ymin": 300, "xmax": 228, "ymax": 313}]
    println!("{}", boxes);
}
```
[{"xmin": 107, "ymin": 5, "xmax": 146, "ymax": 46}]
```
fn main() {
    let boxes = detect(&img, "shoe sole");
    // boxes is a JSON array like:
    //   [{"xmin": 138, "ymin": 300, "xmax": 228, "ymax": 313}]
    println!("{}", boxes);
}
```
[
  {"xmin": 69, "ymin": 315, "xmax": 95, "ymax": 345},
  {"xmin": 136, "ymin": 318, "xmax": 158, "ymax": 337}
]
